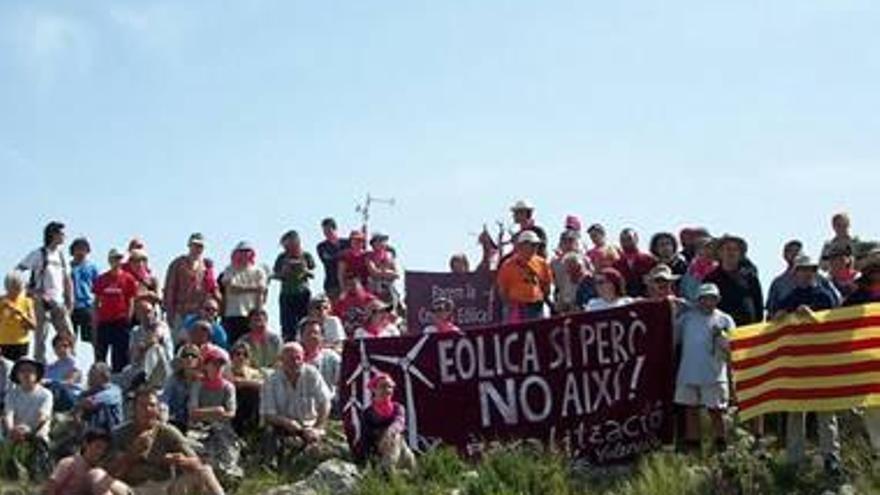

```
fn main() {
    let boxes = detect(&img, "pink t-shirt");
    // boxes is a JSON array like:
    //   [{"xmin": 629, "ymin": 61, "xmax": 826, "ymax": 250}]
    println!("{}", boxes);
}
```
[{"xmin": 50, "ymin": 454, "xmax": 91, "ymax": 495}]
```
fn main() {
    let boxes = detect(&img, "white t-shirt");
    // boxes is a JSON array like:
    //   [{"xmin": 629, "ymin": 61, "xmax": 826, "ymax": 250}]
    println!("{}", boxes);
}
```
[
  {"xmin": 221, "ymin": 265, "xmax": 267, "ymax": 318},
  {"xmin": 4, "ymin": 384, "xmax": 53, "ymax": 440},
  {"xmin": 260, "ymin": 364, "xmax": 332, "ymax": 424},
  {"xmin": 584, "ymin": 296, "xmax": 634, "ymax": 312},
  {"xmin": 19, "ymin": 247, "xmax": 68, "ymax": 304},
  {"xmin": 321, "ymin": 316, "xmax": 345, "ymax": 346}
]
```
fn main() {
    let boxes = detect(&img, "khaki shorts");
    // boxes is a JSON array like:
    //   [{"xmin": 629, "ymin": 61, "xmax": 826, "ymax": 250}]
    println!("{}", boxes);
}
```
[{"xmin": 674, "ymin": 382, "xmax": 728, "ymax": 410}]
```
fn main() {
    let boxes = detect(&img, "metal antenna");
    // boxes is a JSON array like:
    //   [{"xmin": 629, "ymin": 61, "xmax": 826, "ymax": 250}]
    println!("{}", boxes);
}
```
[{"xmin": 356, "ymin": 193, "xmax": 395, "ymax": 230}]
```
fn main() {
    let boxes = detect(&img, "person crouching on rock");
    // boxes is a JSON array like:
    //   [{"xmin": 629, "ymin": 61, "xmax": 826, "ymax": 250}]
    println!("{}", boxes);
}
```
[{"xmin": 358, "ymin": 372, "xmax": 415, "ymax": 472}]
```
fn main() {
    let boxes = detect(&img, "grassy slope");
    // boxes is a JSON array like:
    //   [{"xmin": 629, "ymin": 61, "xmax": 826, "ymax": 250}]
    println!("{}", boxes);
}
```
[{"xmin": 238, "ymin": 413, "xmax": 880, "ymax": 495}]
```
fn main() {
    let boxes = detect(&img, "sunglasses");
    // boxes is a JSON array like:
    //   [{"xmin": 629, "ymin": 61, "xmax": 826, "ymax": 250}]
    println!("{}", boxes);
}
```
[{"xmin": 181, "ymin": 353, "xmax": 200, "ymax": 359}]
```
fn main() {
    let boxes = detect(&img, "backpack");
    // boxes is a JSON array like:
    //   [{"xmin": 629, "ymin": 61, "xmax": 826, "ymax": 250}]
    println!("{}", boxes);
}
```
[{"xmin": 27, "ymin": 247, "xmax": 69, "ymax": 296}]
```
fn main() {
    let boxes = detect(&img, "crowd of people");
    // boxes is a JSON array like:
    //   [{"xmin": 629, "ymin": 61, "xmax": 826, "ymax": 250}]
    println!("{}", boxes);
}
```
[{"xmin": 0, "ymin": 203, "xmax": 877, "ymax": 493}]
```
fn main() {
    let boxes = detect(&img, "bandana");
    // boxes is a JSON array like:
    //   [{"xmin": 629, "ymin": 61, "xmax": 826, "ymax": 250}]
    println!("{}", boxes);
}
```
[
  {"xmin": 304, "ymin": 345, "xmax": 321, "ymax": 364},
  {"xmin": 688, "ymin": 255, "xmax": 718, "ymax": 281},
  {"xmin": 369, "ymin": 247, "xmax": 392, "ymax": 265},
  {"xmin": 368, "ymin": 373, "xmax": 396, "ymax": 419},
  {"xmin": 434, "ymin": 320, "xmax": 461, "ymax": 334},
  {"xmin": 232, "ymin": 249, "xmax": 255, "ymax": 269},
  {"xmin": 201, "ymin": 367, "xmax": 227, "ymax": 391},
  {"xmin": 363, "ymin": 320, "xmax": 385, "ymax": 337}
]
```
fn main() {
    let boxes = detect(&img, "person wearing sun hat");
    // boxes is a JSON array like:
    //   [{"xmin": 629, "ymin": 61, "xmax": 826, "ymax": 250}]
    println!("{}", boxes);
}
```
[
  {"xmin": 509, "ymin": 199, "xmax": 548, "ymax": 258},
  {"xmin": 353, "ymin": 299, "xmax": 400, "ymax": 339},
  {"xmin": 674, "ymin": 283, "xmax": 735, "ymax": 454},
  {"xmin": 773, "ymin": 255, "xmax": 838, "ymax": 320},
  {"xmin": 645, "ymin": 264, "xmax": 680, "ymax": 300},
  {"xmin": 2, "ymin": 357, "xmax": 54, "ymax": 478},
  {"xmin": 497, "ymin": 230, "xmax": 553, "ymax": 322},
  {"xmin": 423, "ymin": 296, "xmax": 462, "ymax": 334},
  {"xmin": 773, "ymin": 254, "xmax": 843, "ymax": 477},
  {"xmin": 703, "ymin": 234, "xmax": 764, "ymax": 327}
]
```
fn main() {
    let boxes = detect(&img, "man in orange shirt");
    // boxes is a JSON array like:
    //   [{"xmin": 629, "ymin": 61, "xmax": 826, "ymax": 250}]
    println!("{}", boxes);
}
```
[{"xmin": 496, "ymin": 231, "xmax": 553, "ymax": 323}]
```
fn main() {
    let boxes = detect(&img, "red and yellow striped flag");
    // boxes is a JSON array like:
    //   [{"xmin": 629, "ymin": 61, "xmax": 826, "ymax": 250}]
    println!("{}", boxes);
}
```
[{"xmin": 731, "ymin": 303, "xmax": 880, "ymax": 421}]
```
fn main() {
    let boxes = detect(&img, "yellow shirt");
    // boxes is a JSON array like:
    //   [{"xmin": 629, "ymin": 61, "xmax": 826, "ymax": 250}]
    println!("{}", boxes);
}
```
[{"xmin": 0, "ymin": 294, "xmax": 35, "ymax": 345}]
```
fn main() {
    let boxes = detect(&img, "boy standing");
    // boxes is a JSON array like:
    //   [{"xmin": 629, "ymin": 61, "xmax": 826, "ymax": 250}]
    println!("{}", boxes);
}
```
[
  {"xmin": 674, "ymin": 283, "xmax": 735, "ymax": 453},
  {"xmin": 69, "ymin": 237, "xmax": 99, "ymax": 349}
]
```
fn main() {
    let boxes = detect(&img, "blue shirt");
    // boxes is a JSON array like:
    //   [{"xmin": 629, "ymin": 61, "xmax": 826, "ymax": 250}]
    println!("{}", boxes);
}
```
[
  {"xmin": 80, "ymin": 383, "xmax": 123, "ymax": 430},
  {"xmin": 767, "ymin": 271, "xmax": 841, "ymax": 315},
  {"xmin": 46, "ymin": 356, "xmax": 80, "ymax": 383},
  {"xmin": 181, "ymin": 314, "xmax": 229, "ymax": 349},
  {"xmin": 777, "ymin": 284, "xmax": 837, "ymax": 313},
  {"xmin": 161, "ymin": 376, "xmax": 191, "ymax": 426},
  {"xmin": 71, "ymin": 260, "xmax": 99, "ymax": 309}
]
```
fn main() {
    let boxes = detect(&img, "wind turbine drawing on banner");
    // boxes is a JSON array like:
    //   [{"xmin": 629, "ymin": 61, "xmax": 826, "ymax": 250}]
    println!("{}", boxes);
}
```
[
  {"xmin": 343, "ymin": 339, "xmax": 380, "ymax": 444},
  {"xmin": 370, "ymin": 334, "xmax": 435, "ymax": 450}
]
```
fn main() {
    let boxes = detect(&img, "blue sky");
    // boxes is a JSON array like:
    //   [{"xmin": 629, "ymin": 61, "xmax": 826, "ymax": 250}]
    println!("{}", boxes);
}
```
[{"xmin": 1, "ymin": 0, "xmax": 878, "ymax": 296}]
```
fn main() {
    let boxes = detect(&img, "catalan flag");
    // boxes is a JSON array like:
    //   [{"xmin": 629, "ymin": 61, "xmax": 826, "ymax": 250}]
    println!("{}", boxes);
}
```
[{"xmin": 731, "ymin": 303, "xmax": 880, "ymax": 421}]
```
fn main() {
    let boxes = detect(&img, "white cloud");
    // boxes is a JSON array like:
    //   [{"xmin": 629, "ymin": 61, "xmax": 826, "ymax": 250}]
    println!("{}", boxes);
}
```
[{"xmin": 6, "ymin": 10, "xmax": 95, "ymax": 86}]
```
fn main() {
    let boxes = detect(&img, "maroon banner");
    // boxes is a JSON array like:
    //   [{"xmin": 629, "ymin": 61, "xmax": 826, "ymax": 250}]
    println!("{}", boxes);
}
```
[
  {"xmin": 404, "ymin": 270, "xmax": 497, "ymax": 332},
  {"xmin": 341, "ymin": 300, "xmax": 674, "ymax": 464}
]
